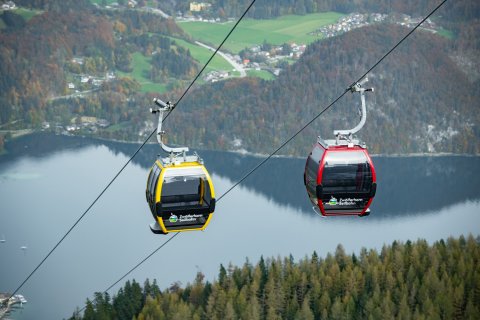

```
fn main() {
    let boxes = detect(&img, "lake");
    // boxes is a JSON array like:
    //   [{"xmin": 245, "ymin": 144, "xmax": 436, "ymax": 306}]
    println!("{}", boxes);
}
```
[{"xmin": 0, "ymin": 133, "xmax": 479, "ymax": 319}]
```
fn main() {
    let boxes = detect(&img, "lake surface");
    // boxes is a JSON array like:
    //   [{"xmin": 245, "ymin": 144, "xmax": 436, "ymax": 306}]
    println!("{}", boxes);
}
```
[{"xmin": 0, "ymin": 133, "xmax": 479, "ymax": 319}]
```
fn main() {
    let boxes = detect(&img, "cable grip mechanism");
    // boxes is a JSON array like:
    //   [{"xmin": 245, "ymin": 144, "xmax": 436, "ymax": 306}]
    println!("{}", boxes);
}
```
[{"xmin": 334, "ymin": 78, "xmax": 374, "ymax": 142}]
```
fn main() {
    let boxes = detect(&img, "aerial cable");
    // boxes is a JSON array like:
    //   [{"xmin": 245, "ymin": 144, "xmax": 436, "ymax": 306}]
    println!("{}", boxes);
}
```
[
  {"xmin": 7, "ymin": 0, "xmax": 258, "ymax": 300},
  {"xmin": 218, "ymin": 92, "xmax": 346, "ymax": 201},
  {"xmin": 74, "ymin": 0, "xmax": 449, "ymax": 311},
  {"xmin": 7, "ymin": 131, "xmax": 156, "ymax": 299},
  {"xmin": 102, "ymin": 233, "xmax": 180, "ymax": 295},
  {"xmin": 174, "ymin": 0, "xmax": 257, "ymax": 108}
]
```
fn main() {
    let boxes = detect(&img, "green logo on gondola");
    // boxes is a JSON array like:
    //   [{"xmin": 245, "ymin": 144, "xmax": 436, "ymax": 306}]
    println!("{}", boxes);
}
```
[
  {"xmin": 328, "ymin": 197, "xmax": 337, "ymax": 205},
  {"xmin": 169, "ymin": 214, "xmax": 178, "ymax": 223}
]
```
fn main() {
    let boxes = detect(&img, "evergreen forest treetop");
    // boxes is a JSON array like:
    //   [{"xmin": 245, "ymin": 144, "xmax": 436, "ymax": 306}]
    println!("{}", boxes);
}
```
[{"xmin": 70, "ymin": 235, "xmax": 480, "ymax": 320}]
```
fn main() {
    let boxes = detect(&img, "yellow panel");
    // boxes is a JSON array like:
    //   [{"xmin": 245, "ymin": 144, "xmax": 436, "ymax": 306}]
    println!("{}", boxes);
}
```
[
  {"xmin": 201, "ymin": 165, "xmax": 216, "ymax": 198},
  {"xmin": 154, "ymin": 164, "xmax": 168, "ymax": 234},
  {"xmin": 163, "ymin": 161, "xmax": 203, "ymax": 168},
  {"xmin": 201, "ymin": 212, "xmax": 214, "ymax": 231},
  {"xmin": 200, "ymin": 165, "xmax": 215, "ymax": 231},
  {"xmin": 155, "ymin": 160, "xmax": 164, "ymax": 169}
]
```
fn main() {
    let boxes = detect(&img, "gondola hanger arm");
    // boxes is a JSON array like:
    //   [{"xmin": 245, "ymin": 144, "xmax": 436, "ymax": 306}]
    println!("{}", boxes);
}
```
[
  {"xmin": 334, "ymin": 78, "xmax": 374, "ymax": 140},
  {"xmin": 151, "ymin": 98, "xmax": 189, "ymax": 156}
]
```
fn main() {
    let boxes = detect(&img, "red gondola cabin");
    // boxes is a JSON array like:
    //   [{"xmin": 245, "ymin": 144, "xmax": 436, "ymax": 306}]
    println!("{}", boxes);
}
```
[{"xmin": 304, "ymin": 139, "xmax": 376, "ymax": 216}]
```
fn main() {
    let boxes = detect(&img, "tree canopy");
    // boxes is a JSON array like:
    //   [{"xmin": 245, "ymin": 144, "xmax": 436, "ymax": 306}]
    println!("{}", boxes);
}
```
[{"xmin": 71, "ymin": 235, "xmax": 480, "ymax": 320}]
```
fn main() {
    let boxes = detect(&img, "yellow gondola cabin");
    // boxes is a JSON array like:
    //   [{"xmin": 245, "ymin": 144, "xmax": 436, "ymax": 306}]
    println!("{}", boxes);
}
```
[{"xmin": 146, "ymin": 98, "xmax": 216, "ymax": 234}]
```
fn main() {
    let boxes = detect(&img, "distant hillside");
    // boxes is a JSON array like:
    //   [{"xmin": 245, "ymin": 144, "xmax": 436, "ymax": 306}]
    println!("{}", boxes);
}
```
[
  {"xmin": 0, "ymin": 4, "xmax": 190, "ymax": 127},
  {"xmin": 0, "ymin": 0, "xmax": 479, "ymax": 155},
  {"xmin": 167, "ymin": 23, "xmax": 480, "ymax": 155},
  {"xmin": 0, "ymin": 9, "xmax": 114, "ymax": 124},
  {"xmin": 13, "ymin": 0, "xmax": 93, "ymax": 11}
]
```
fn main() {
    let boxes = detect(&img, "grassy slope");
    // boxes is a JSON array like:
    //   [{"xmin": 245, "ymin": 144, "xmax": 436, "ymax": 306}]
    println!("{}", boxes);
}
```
[
  {"xmin": 0, "ymin": 8, "xmax": 42, "ymax": 23},
  {"xmin": 178, "ymin": 12, "xmax": 344, "ymax": 53},
  {"xmin": 14, "ymin": 8, "xmax": 42, "ymax": 21},
  {"xmin": 437, "ymin": 27, "xmax": 455, "ymax": 39},
  {"xmin": 117, "ymin": 40, "xmax": 236, "ymax": 92},
  {"xmin": 247, "ymin": 69, "xmax": 275, "ymax": 80},
  {"xmin": 89, "ymin": 0, "xmax": 118, "ymax": 5},
  {"xmin": 169, "ymin": 37, "xmax": 233, "ymax": 72},
  {"xmin": 118, "ymin": 52, "xmax": 167, "ymax": 93}
]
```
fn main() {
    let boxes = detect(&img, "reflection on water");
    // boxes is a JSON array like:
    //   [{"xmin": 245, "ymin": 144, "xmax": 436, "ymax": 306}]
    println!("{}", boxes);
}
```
[
  {"xmin": 9, "ymin": 133, "xmax": 477, "ymax": 217},
  {"xmin": 0, "ymin": 133, "xmax": 479, "ymax": 320}
]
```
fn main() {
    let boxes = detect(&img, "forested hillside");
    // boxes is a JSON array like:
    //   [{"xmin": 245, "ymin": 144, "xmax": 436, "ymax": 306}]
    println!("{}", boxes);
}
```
[
  {"xmin": 0, "ymin": 1, "xmax": 190, "ymax": 127},
  {"xmin": 1, "ymin": 0, "xmax": 479, "ymax": 155},
  {"xmin": 166, "ymin": 23, "xmax": 480, "ymax": 155},
  {"xmin": 0, "ymin": 6, "xmax": 114, "ymax": 124},
  {"xmin": 71, "ymin": 235, "xmax": 480, "ymax": 319}
]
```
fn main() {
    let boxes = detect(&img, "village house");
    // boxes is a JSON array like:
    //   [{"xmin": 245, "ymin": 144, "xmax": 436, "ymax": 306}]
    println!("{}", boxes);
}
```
[
  {"xmin": 190, "ymin": 2, "xmax": 211, "ymax": 12},
  {"xmin": 71, "ymin": 57, "xmax": 84, "ymax": 65},
  {"xmin": 106, "ymin": 72, "xmax": 116, "ymax": 80},
  {"xmin": 80, "ymin": 76, "xmax": 90, "ymax": 83},
  {"xmin": 92, "ymin": 79, "xmax": 103, "ymax": 86},
  {"xmin": 1, "ymin": 1, "xmax": 16, "ymax": 10}
]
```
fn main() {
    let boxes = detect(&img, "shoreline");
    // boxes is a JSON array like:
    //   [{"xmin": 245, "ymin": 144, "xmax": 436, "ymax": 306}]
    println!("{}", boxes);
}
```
[{"xmin": 3, "ymin": 130, "xmax": 480, "ymax": 159}]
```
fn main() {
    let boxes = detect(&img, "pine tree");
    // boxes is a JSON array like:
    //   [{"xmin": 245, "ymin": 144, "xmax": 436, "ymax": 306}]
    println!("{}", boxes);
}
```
[
  {"xmin": 218, "ymin": 264, "xmax": 227, "ymax": 288},
  {"xmin": 294, "ymin": 294, "xmax": 314, "ymax": 320},
  {"xmin": 83, "ymin": 299, "xmax": 95, "ymax": 320}
]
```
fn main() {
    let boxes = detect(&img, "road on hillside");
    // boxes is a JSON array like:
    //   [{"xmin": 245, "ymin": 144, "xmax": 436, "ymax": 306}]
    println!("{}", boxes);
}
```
[
  {"xmin": 195, "ymin": 41, "xmax": 247, "ymax": 77},
  {"xmin": 140, "ymin": 7, "xmax": 170, "ymax": 19},
  {"xmin": 49, "ymin": 88, "xmax": 99, "ymax": 101}
]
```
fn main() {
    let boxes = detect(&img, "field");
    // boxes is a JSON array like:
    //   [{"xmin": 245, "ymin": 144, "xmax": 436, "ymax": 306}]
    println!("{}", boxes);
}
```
[
  {"xmin": 169, "ymin": 37, "xmax": 233, "ymax": 73},
  {"xmin": 436, "ymin": 28, "xmax": 455, "ymax": 39},
  {"xmin": 118, "ymin": 39, "xmax": 243, "ymax": 92},
  {"xmin": 117, "ymin": 52, "xmax": 167, "ymax": 93},
  {"xmin": 90, "ymin": 0, "xmax": 157, "ymax": 6},
  {"xmin": 247, "ymin": 69, "xmax": 275, "ymax": 80},
  {"xmin": 14, "ymin": 8, "xmax": 42, "ymax": 21},
  {"xmin": 0, "ymin": 8, "xmax": 42, "ymax": 23},
  {"xmin": 89, "ymin": 0, "xmax": 118, "ymax": 5},
  {"xmin": 105, "ymin": 121, "xmax": 130, "ymax": 133},
  {"xmin": 178, "ymin": 12, "xmax": 344, "ymax": 53}
]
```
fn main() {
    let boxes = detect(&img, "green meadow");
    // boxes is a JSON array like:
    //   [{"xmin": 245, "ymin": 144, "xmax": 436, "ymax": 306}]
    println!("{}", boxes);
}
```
[
  {"xmin": 118, "ymin": 52, "xmax": 167, "ymax": 93},
  {"xmin": 89, "ymin": 0, "xmax": 118, "ymax": 5},
  {"xmin": 105, "ymin": 121, "xmax": 130, "ymax": 133},
  {"xmin": 118, "ymin": 38, "xmax": 243, "ymax": 92},
  {"xmin": 0, "ymin": 8, "xmax": 42, "ymax": 23},
  {"xmin": 436, "ymin": 27, "xmax": 455, "ymax": 39},
  {"xmin": 14, "ymin": 8, "xmax": 42, "ymax": 21},
  {"xmin": 178, "ymin": 12, "xmax": 344, "ymax": 53},
  {"xmin": 170, "ymin": 37, "xmax": 233, "ymax": 73},
  {"xmin": 247, "ymin": 69, "xmax": 275, "ymax": 80}
]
